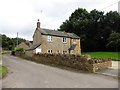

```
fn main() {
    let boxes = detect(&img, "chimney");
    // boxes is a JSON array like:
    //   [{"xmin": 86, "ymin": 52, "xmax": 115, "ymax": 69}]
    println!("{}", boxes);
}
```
[{"xmin": 37, "ymin": 19, "xmax": 40, "ymax": 28}]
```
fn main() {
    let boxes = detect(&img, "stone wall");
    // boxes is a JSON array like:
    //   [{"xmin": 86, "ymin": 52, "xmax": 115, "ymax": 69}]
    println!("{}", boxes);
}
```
[{"xmin": 14, "ymin": 52, "xmax": 112, "ymax": 72}]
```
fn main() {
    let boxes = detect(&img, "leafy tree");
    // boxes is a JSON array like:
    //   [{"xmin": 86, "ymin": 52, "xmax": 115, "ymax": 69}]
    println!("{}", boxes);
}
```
[
  {"xmin": 58, "ymin": 8, "xmax": 120, "ymax": 52},
  {"xmin": 106, "ymin": 31, "xmax": 120, "ymax": 51},
  {"xmin": 0, "ymin": 34, "xmax": 26, "ymax": 50}
]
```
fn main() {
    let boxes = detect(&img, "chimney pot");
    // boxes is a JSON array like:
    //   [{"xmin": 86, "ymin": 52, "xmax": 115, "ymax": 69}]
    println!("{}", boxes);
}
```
[{"xmin": 37, "ymin": 19, "xmax": 40, "ymax": 28}]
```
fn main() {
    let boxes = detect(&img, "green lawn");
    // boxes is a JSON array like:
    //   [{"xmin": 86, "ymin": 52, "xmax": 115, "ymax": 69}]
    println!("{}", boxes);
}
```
[
  {"xmin": 0, "ymin": 65, "xmax": 7, "ymax": 77},
  {"xmin": 81, "ymin": 52, "xmax": 120, "ymax": 60}
]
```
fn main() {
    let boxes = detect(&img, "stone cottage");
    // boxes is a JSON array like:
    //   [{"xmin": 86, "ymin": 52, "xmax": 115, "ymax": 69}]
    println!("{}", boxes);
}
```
[
  {"xmin": 25, "ymin": 19, "xmax": 81, "ymax": 55},
  {"xmin": 16, "ymin": 41, "xmax": 32, "ymax": 50}
]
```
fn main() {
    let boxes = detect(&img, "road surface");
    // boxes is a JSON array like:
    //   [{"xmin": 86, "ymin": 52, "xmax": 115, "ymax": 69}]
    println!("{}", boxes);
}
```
[{"xmin": 2, "ymin": 54, "xmax": 118, "ymax": 88}]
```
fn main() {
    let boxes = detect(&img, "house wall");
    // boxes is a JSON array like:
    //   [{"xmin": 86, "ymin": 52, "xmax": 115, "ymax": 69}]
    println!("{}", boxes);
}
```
[
  {"xmin": 33, "ymin": 28, "xmax": 42, "ymax": 45},
  {"xmin": 25, "ymin": 50, "xmax": 35, "ymax": 56},
  {"xmin": 32, "ymin": 26, "xmax": 81, "ymax": 55},
  {"xmin": 15, "ymin": 42, "xmax": 29, "ymax": 50},
  {"xmin": 38, "ymin": 35, "xmax": 71, "ymax": 54},
  {"xmin": 70, "ymin": 39, "xmax": 81, "ymax": 55}
]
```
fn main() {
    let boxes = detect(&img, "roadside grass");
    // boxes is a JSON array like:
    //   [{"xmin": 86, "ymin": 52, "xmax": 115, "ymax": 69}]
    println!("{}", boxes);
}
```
[
  {"xmin": 113, "ymin": 76, "xmax": 120, "ymax": 80},
  {"xmin": 0, "ymin": 65, "xmax": 7, "ymax": 78},
  {"xmin": 81, "ymin": 52, "xmax": 120, "ymax": 61},
  {"xmin": 2, "ymin": 51, "xmax": 11, "ymax": 54}
]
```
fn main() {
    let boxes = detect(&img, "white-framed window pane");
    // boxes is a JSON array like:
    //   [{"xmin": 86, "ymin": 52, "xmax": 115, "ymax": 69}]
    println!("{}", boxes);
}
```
[
  {"xmin": 48, "ymin": 35, "xmax": 52, "ymax": 41},
  {"xmin": 48, "ymin": 50, "xmax": 50, "ymax": 53},
  {"xmin": 63, "ymin": 37, "xmax": 66, "ymax": 43},
  {"xmin": 70, "ymin": 50, "xmax": 74, "ymax": 54},
  {"xmin": 63, "ymin": 50, "xmax": 67, "ymax": 54},
  {"xmin": 48, "ymin": 50, "xmax": 53, "ymax": 53},
  {"xmin": 50, "ymin": 50, "xmax": 52, "ymax": 53},
  {"xmin": 73, "ymin": 39, "xmax": 76, "ymax": 43},
  {"xmin": 51, "ymin": 36, "xmax": 52, "ymax": 41}
]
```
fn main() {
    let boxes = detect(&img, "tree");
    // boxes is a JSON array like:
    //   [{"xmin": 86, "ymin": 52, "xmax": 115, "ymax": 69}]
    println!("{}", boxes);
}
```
[
  {"xmin": 106, "ymin": 31, "xmax": 120, "ymax": 51},
  {"xmin": 0, "ymin": 34, "xmax": 26, "ymax": 50},
  {"xmin": 58, "ymin": 8, "xmax": 89, "ymax": 52},
  {"xmin": 58, "ymin": 8, "xmax": 120, "ymax": 52}
]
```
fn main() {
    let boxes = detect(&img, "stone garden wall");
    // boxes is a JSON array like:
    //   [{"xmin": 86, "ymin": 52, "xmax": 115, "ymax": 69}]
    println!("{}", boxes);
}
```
[{"xmin": 14, "ymin": 51, "xmax": 112, "ymax": 72}]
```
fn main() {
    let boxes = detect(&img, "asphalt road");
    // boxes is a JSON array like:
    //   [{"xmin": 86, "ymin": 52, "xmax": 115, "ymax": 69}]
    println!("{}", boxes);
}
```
[{"xmin": 2, "ymin": 54, "xmax": 118, "ymax": 88}]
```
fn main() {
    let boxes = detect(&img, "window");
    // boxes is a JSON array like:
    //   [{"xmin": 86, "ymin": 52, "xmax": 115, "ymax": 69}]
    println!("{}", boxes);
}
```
[
  {"xmin": 48, "ymin": 35, "xmax": 52, "ymax": 42},
  {"xmin": 63, "ymin": 37, "xmax": 67, "ymax": 43},
  {"xmin": 73, "ymin": 39, "xmax": 76, "ymax": 43},
  {"xmin": 70, "ymin": 50, "xmax": 74, "ymax": 54},
  {"xmin": 47, "ymin": 50, "xmax": 53, "ymax": 53},
  {"xmin": 63, "ymin": 50, "xmax": 68, "ymax": 54},
  {"xmin": 56, "ymin": 50, "xmax": 60, "ymax": 53}
]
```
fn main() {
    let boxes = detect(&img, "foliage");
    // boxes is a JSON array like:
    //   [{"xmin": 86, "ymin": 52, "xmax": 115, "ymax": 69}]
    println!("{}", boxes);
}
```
[
  {"xmin": 106, "ymin": 31, "xmax": 120, "ymax": 51},
  {"xmin": 11, "ymin": 51, "xmax": 15, "ymax": 55},
  {"xmin": 0, "ymin": 34, "xmax": 26, "ymax": 50},
  {"xmin": 15, "ymin": 48, "xmax": 24, "ymax": 52},
  {"xmin": 59, "ymin": 8, "xmax": 120, "ymax": 52}
]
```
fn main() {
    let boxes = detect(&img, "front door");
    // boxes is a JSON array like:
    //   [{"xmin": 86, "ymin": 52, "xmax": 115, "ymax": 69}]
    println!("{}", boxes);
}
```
[{"xmin": 36, "ymin": 48, "xmax": 42, "ymax": 54}]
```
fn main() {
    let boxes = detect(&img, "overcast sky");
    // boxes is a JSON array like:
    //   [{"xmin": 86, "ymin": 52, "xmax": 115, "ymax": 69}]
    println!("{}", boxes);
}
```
[{"xmin": 0, "ymin": 0, "xmax": 119, "ymax": 40}]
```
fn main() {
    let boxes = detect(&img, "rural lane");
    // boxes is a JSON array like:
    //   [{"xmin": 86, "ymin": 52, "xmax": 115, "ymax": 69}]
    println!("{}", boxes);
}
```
[{"xmin": 2, "ymin": 54, "xmax": 119, "ymax": 88}]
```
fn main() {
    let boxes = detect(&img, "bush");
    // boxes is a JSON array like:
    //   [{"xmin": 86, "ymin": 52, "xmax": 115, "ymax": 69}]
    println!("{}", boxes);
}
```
[
  {"xmin": 15, "ymin": 48, "xmax": 24, "ymax": 52},
  {"xmin": 11, "ymin": 51, "xmax": 15, "ymax": 55}
]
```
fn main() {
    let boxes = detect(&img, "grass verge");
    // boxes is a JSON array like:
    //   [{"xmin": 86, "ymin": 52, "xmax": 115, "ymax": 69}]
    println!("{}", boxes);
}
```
[
  {"xmin": 0, "ymin": 51, "xmax": 11, "ymax": 55},
  {"xmin": 0, "ymin": 65, "xmax": 8, "ymax": 78},
  {"xmin": 82, "ymin": 52, "xmax": 120, "ymax": 61},
  {"xmin": 113, "ymin": 76, "xmax": 120, "ymax": 80}
]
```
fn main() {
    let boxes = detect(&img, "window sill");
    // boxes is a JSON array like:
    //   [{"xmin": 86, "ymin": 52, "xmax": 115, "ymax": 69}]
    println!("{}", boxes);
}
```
[
  {"xmin": 48, "ymin": 41, "xmax": 53, "ymax": 42},
  {"xmin": 63, "ymin": 42, "xmax": 67, "ymax": 44}
]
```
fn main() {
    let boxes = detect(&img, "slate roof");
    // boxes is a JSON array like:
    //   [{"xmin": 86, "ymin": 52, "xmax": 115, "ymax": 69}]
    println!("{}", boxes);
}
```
[
  {"xmin": 40, "ymin": 28, "xmax": 80, "ymax": 39},
  {"xmin": 25, "ymin": 42, "xmax": 31, "ymax": 46},
  {"xmin": 69, "ymin": 44, "xmax": 76, "ymax": 50},
  {"xmin": 30, "ymin": 41, "xmax": 33, "ymax": 43},
  {"xmin": 66, "ymin": 33, "xmax": 80, "ymax": 39},
  {"xmin": 26, "ymin": 43, "xmax": 41, "ymax": 51}
]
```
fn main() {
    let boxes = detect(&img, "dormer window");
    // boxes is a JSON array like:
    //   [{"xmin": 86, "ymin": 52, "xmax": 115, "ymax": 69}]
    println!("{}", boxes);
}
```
[
  {"xmin": 63, "ymin": 37, "xmax": 67, "ymax": 43},
  {"xmin": 73, "ymin": 39, "xmax": 76, "ymax": 43},
  {"xmin": 48, "ymin": 35, "xmax": 52, "ymax": 42}
]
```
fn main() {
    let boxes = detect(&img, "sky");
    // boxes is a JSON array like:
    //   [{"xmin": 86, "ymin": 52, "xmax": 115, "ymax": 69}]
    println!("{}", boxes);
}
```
[{"xmin": 0, "ymin": 0, "xmax": 119, "ymax": 40}]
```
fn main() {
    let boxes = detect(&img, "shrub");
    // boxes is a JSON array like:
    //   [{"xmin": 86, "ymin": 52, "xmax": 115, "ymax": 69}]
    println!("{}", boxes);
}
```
[
  {"xmin": 11, "ymin": 51, "xmax": 15, "ymax": 55},
  {"xmin": 15, "ymin": 48, "xmax": 24, "ymax": 52}
]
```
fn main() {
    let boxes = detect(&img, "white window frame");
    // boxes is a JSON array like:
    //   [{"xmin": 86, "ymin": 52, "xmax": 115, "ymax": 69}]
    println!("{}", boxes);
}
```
[
  {"xmin": 73, "ymin": 39, "xmax": 76, "ymax": 43},
  {"xmin": 48, "ymin": 35, "xmax": 53, "ymax": 42},
  {"xmin": 63, "ymin": 37, "xmax": 67, "ymax": 43},
  {"xmin": 70, "ymin": 50, "xmax": 74, "ymax": 54},
  {"xmin": 47, "ymin": 50, "xmax": 53, "ymax": 53}
]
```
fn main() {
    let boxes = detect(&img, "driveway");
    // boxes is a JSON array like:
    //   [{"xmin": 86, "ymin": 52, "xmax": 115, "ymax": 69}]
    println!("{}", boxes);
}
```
[
  {"xmin": 96, "ymin": 61, "xmax": 120, "ymax": 77},
  {"xmin": 1, "ymin": 54, "xmax": 118, "ymax": 88}
]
